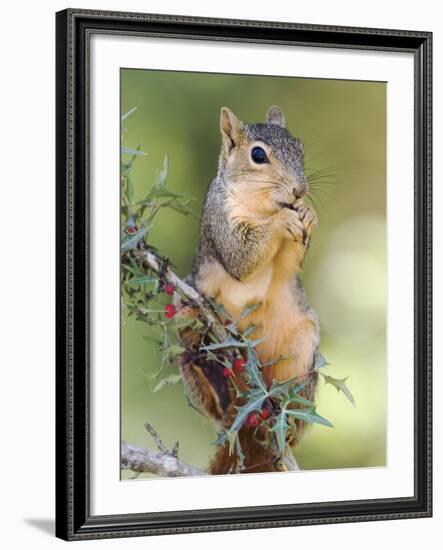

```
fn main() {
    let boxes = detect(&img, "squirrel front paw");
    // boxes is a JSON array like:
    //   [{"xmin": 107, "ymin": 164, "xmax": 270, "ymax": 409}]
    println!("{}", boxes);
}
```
[
  {"xmin": 276, "ymin": 207, "xmax": 305, "ymax": 242},
  {"xmin": 294, "ymin": 204, "xmax": 318, "ymax": 245}
]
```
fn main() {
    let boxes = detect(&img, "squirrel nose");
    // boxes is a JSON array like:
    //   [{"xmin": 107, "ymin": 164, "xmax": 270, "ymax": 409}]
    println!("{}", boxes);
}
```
[{"xmin": 293, "ymin": 177, "xmax": 308, "ymax": 200}]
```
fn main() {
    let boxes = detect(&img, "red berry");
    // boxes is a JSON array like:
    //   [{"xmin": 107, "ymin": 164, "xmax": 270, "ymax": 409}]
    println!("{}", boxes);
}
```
[
  {"xmin": 126, "ymin": 226, "xmax": 138, "ymax": 234},
  {"xmin": 223, "ymin": 319, "xmax": 231, "ymax": 326},
  {"xmin": 260, "ymin": 408, "xmax": 272, "ymax": 420},
  {"xmin": 233, "ymin": 358, "xmax": 246, "ymax": 373},
  {"xmin": 246, "ymin": 412, "xmax": 260, "ymax": 428},
  {"xmin": 164, "ymin": 304, "xmax": 176, "ymax": 319},
  {"xmin": 164, "ymin": 284, "xmax": 175, "ymax": 295},
  {"xmin": 223, "ymin": 367, "xmax": 234, "ymax": 378}
]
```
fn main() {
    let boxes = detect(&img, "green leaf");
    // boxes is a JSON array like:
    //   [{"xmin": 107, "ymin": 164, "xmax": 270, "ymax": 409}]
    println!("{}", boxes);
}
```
[
  {"xmin": 121, "ymin": 146, "xmax": 146, "ymax": 156},
  {"xmin": 269, "ymin": 411, "xmax": 290, "ymax": 453},
  {"xmin": 286, "ymin": 388, "xmax": 315, "ymax": 408},
  {"xmin": 126, "ymin": 276, "xmax": 157, "ymax": 287},
  {"xmin": 321, "ymin": 373, "xmax": 356, "ymax": 406},
  {"xmin": 224, "ymin": 322, "xmax": 240, "ymax": 336},
  {"xmin": 228, "ymin": 389, "xmax": 267, "ymax": 436},
  {"xmin": 121, "ymin": 225, "xmax": 149, "ymax": 253},
  {"xmin": 152, "ymin": 374, "xmax": 182, "ymax": 392},
  {"xmin": 239, "ymin": 302, "xmax": 262, "ymax": 320},
  {"xmin": 163, "ymin": 199, "xmax": 198, "ymax": 218},
  {"xmin": 207, "ymin": 298, "xmax": 232, "ymax": 321},
  {"xmin": 122, "ymin": 142, "xmax": 145, "ymax": 173},
  {"xmin": 268, "ymin": 377, "xmax": 300, "ymax": 400},
  {"xmin": 143, "ymin": 189, "xmax": 193, "ymax": 200},
  {"xmin": 212, "ymin": 430, "xmax": 228, "ymax": 446},
  {"xmin": 124, "ymin": 174, "xmax": 134, "ymax": 203},
  {"xmin": 313, "ymin": 351, "xmax": 329, "ymax": 369},
  {"xmin": 286, "ymin": 408, "xmax": 334, "ymax": 428},
  {"xmin": 245, "ymin": 348, "xmax": 267, "ymax": 393},
  {"xmin": 154, "ymin": 154, "xmax": 168, "ymax": 187},
  {"xmin": 200, "ymin": 338, "xmax": 252, "ymax": 351},
  {"xmin": 241, "ymin": 324, "xmax": 256, "ymax": 338}
]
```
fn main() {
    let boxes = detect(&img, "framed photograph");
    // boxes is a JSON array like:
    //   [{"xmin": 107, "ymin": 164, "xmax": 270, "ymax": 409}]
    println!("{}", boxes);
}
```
[{"xmin": 55, "ymin": 8, "xmax": 432, "ymax": 541}]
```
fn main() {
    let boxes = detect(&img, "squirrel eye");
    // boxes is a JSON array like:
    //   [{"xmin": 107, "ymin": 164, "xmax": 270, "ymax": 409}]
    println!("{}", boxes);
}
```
[{"xmin": 251, "ymin": 146, "xmax": 269, "ymax": 164}]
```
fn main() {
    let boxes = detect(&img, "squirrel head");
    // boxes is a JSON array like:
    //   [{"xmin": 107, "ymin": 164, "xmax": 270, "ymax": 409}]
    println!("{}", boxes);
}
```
[{"xmin": 217, "ymin": 106, "xmax": 308, "ymax": 216}]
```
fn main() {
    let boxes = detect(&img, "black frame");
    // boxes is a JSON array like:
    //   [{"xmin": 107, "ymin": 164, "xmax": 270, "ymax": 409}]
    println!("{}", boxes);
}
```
[{"xmin": 55, "ymin": 8, "xmax": 432, "ymax": 541}]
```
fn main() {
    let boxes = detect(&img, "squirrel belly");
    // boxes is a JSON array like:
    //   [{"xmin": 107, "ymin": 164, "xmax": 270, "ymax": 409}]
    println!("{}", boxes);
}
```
[{"xmin": 196, "ymin": 238, "xmax": 319, "ymax": 385}]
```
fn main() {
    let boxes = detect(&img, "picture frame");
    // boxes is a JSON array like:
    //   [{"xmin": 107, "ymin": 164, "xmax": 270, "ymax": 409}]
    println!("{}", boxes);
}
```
[{"xmin": 55, "ymin": 8, "xmax": 432, "ymax": 541}]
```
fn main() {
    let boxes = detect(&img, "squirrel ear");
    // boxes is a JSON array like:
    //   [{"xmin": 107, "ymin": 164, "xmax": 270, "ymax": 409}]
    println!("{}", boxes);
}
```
[
  {"xmin": 220, "ymin": 107, "xmax": 241, "ymax": 153},
  {"xmin": 266, "ymin": 105, "xmax": 286, "ymax": 128}
]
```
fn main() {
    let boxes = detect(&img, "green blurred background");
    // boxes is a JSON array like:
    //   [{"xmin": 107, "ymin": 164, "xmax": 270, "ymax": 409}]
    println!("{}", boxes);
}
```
[{"xmin": 121, "ymin": 69, "xmax": 386, "ymax": 477}]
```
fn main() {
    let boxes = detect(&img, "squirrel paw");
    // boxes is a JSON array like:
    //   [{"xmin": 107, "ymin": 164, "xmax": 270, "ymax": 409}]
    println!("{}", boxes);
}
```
[
  {"xmin": 278, "ymin": 207, "xmax": 305, "ymax": 242},
  {"xmin": 295, "ymin": 204, "xmax": 318, "ymax": 244}
]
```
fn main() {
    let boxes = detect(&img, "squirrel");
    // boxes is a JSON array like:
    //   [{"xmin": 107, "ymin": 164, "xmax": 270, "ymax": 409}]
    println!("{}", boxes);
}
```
[{"xmin": 176, "ymin": 106, "xmax": 319, "ymax": 474}]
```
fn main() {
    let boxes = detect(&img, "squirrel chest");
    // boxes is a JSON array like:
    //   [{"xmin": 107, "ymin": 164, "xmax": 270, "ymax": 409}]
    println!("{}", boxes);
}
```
[{"xmin": 196, "ymin": 239, "xmax": 315, "ymax": 384}]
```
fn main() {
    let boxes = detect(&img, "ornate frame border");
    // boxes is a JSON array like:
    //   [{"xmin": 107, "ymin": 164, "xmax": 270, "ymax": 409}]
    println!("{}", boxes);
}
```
[{"xmin": 55, "ymin": 9, "xmax": 432, "ymax": 541}]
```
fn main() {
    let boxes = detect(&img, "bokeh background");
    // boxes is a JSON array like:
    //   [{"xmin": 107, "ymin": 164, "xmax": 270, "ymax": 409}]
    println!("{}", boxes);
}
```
[{"xmin": 120, "ymin": 69, "xmax": 386, "ymax": 478}]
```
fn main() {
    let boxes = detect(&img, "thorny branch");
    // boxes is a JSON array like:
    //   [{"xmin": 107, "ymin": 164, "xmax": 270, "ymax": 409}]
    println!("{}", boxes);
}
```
[{"xmin": 133, "ymin": 247, "xmax": 229, "ymax": 341}]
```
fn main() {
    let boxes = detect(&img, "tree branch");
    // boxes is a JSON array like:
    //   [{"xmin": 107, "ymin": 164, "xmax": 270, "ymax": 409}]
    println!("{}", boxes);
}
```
[
  {"xmin": 121, "ymin": 423, "xmax": 205, "ymax": 477},
  {"xmin": 133, "ymin": 248, "xmax": 229, "ymax": 341},
  {"xmin": 121, "ymin": 441, "xmax": 205, "ymax": 477}
]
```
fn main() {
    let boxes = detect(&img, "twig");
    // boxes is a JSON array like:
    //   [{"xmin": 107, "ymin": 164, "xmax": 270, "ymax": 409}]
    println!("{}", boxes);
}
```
[{"xmin": 144, "ymin": 422, "xmax": 169, "ymax": 454}]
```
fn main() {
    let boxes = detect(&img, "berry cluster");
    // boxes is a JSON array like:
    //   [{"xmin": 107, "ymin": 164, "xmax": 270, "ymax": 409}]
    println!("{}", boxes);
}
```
[
  {"xmin": 246, "ymin": 407, "xmax": 273, "ymax": 428},
  {"xmin": 161, "ymin": 284, "xmax": 177, "ymax": 318},
  {"xmin": 222, "ymin": 357, "xmax": 246, "ymax": 378}
]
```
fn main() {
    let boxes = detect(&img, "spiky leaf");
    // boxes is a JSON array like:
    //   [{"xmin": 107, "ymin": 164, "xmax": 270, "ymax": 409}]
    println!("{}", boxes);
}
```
[
  {"xmin": 321, "ymin": 374, "xmax": 356, "ymax": 406},
  {"xmin": 313, "ymin": 351, "xmax": 329, "ymax": 370},
  {"xmin": 239, "ymin": 302, "xmax": 262, "ymax": 320},
  {"xmin": 121, "ymin": 225, "xmax": 149, "ymax": 253},
  {"xmin": 286, "ymin": 408, "xmax": 334, "ymax": 427},
  {"xmin": 226, "ymin": 389, "xmax": 267, "ymax": 439},
  {"xmin": 269, "ymin": 411, "xmax": 290, "ymax": 453},
  {"xmin": 126, "ymin": 276, "xmax": 157, "ymax": 287},
  {"xmin": 121, "ymin": 146, "xmax": 146, "ymax": 156},
  {"xmin": 200, "ymin": 338, "xmax": 259, "ymax": 351}
]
